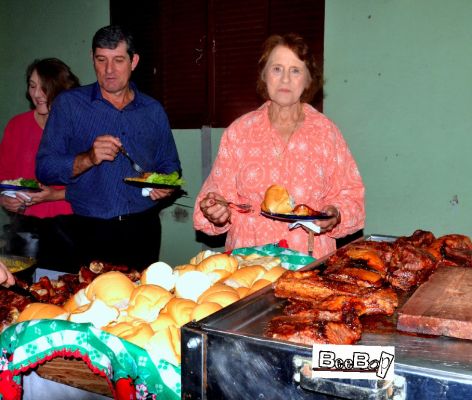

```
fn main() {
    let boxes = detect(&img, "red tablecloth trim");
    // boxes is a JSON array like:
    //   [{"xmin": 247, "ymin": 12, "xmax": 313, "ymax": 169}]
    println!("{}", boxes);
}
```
[{"xmin": 0, "ymin": 348, "xmax": 136, "ymax": 400}]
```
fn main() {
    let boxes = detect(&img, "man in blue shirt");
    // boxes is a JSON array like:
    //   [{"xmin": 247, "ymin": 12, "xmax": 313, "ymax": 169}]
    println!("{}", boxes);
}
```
[{"xmin": 36, "ymin": 25, "xmax": 181, "ymax": 271}]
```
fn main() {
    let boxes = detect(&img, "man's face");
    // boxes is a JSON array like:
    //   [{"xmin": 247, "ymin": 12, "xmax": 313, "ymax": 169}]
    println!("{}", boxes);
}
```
[{"xmin": 93, "ymin": 41, "xmax": 139, "ymax": 95}]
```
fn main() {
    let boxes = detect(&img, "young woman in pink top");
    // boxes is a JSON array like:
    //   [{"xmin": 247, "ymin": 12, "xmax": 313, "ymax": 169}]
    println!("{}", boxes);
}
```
[
  {"xmin": 194, "ymin": 34, "xmax": 365, "ymax": 258},
  {"xmin": 0, "ymin": 58, "xmax": 79, "ymax": 261}
]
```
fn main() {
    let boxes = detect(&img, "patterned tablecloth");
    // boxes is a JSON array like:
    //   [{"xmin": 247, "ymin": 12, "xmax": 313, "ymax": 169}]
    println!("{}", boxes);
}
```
[{"xmin": 0, "ymin": 320, "xmax": 181, "ymax": 400}]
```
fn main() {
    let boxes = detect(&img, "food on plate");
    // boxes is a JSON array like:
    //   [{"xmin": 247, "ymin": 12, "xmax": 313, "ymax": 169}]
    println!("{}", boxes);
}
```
[
  {"xmin": 141, "ymin": 261, "xmax": 176, "ymax": 291},
  {"xmin": 125, "ymin": 171, "xmax": 185, "ymax": 186},
  {"xmin": 85, "ymin": 271, "xmax": 135, "ymax": 307},
  {"xmin": 68, "ymin": 298, "xmax": 119, "ymax": 328},
  {"xmin": 126, "ymin": 284, "xmax": 173, "ymax": 321},
  {"xmin": 18, "ymin": 303, "xmax": 68, "ymax": 322},
  {"xmin": 260, "ymin": 184, "xmax": 294, "ymax": 214},
  {"xmin": 103, "ymin": 320, "xmax": 154, "ymax": 348},
  {"xmin": 292, "ymin": 204, "xmax": 318, "ymax": 216},
  {"xmin": 1, "ymin": 177, "xmax": 40, "ymax": 189}
]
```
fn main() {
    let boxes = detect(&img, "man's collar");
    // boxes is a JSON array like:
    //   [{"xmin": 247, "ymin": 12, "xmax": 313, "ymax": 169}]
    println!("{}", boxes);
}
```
[{"xmin": 91, "ymin": 82, "xmax": 141, "ymax": 107}]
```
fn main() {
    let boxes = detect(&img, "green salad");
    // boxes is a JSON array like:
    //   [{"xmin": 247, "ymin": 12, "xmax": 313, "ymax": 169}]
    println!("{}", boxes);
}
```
[
  {"xmin": 145, "ymin": 171, "xmax": 185, "ymax": 186},
  {"xmin": 2, "ymin": 178, "xmax": 40, "ymax": 189}
]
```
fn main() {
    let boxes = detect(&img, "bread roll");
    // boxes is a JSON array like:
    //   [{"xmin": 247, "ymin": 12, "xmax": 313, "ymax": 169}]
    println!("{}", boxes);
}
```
[
  {"xmin": 141, "ymin": 261, "xmax": 176, "ymax": 291},
  {"xmin": 127, "ymin": 284, "xmax": 173, "ymax": 322},
  {"xmin": 197, "ymin": 283, "xmax": 238, "ymax": 304},
  {"xmin": 190, "ymin": 302, "xmax": 222, "ymax": 321},
  {"xmin": 175, "ymin": 271, "xmax": 211, "ymax": 302},
  {"xmin": 103, "ymin": 320, "xmax": 154, "ymax": 348},
  {"xmin": 224, "ymin": 265, "xmax": 266, "ymax": 288},
  {"xmin": 163, "ymin": 297, "xmax": 197, "ymax": 327},
  {"xmin": 207, "ymin": 269, "xmax": 232, "ymax": 285},
  {"xmin": 146, "ymin": 325, "xmax": 181, "ymax": 366},
  {"xmin": 68, "ymin": 299, "xmax": 119, "ymax": 328},
  {"xmin": 85, "ymin": 271, "xmax": 135, "ymax": 308},
  {"xmin": 189, "ymin": 249, "xmax": 219, "ymax": 265},
  {"xmin": 62, "ymin": 288, "xmax": 90, "ymax": 313},
  {"xmin": 247, "ymin": 279, "xmax": 272, "ymax": 295},
  {"xmin": 236, "ymin": 286, "xmax": 250, "ymax": 299},
  {"xmin": 18, "ymin": 303, "xmax": 68, "ymax": 322},
  {"xmin": 199, "ymin": 290, "xmax": 240, "ymax": 308},
  {"xmin": 261, "ymin": 184, "xmax": 294, "ymax": 214},
  {"xmin": 261, "ymin": 266, "xmax": 287, "ymax": 282},
  {"xmin": 196, "ymin": 253, "xmax": 238, "ymax": 274},
  {"xmin": 150, "ymin": 313, "xmax": 177, "ymax": 332},
  {"xmin": 173, "ymin": 264, "xmax": 197, "ymax": 276},
  {"xmin": 238, "ymin": 255, "xmax": 281, "ymax": 270}
]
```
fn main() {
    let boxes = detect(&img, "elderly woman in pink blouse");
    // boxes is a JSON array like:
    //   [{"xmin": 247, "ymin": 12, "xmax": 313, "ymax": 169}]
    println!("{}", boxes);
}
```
[{"xmin": 194, "ymin": 33, "xmax": 365, "ymax": 258}]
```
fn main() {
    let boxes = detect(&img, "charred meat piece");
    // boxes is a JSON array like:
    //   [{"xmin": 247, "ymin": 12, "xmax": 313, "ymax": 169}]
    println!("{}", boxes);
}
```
[
  {"xmin": 427, "ymin": 234, "xmax": 472, "ymax": 266},
  {"xmin": 275, "ymin": 270, "xmax": 367, "ymax": 301},
  {"xmin": 395, "ymin": 229, "xmax": 436, "ymax": 248},
  {"xmin": 387, "ymin": 243, "xmax": 437, "ymax": 290},
  {"xmin": 266, "ymin": 312, "xmax": 362, "ymax": 345},
  {"xmin": 275, "ymin": 271, "xmax": 398, "ymax": 316}
]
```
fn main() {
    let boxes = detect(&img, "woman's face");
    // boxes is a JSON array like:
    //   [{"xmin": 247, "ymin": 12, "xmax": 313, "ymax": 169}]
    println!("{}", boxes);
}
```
[
  {"xmin": 264, "ymin": 45, "xmax": 311, "ymax": 107},
  {"xmin": 28, "ymin": 70, "xmax": 48, "ymax": 115}
]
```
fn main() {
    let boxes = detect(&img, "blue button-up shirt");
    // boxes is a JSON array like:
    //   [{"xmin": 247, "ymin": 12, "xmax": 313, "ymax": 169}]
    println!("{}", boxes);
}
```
[{"xmin": 36, "ymin": 82, "xmax": 181, "ymax": 218}]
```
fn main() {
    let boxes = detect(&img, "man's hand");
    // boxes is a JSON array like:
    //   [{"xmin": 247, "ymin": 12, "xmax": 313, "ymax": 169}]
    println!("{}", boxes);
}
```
[
  {"xmin": 73, "ymin": 135, "xmax": 122, "ymax": 176},
  {"xmin": 149, "ymin": 188, "xmax": 174, "ymax": 201}
]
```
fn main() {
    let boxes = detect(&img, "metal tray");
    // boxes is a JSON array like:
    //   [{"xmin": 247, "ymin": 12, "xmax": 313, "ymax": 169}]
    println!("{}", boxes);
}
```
[{"xmin": 181, "ymin": 235, "xmax": 472, "ymax": 399}]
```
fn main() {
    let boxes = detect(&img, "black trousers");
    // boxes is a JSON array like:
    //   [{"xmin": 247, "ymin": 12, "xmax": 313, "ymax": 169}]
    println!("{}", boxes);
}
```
[{"xmin": 51, "ymin": 207, "xmax": 162, "ymax": 273}]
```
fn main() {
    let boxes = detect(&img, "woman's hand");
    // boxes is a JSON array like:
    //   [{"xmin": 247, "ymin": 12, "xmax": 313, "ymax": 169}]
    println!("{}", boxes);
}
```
[
  {"xmin": 0, "ymin": 261, "xmax": 15, "ymax": 287},
  {"xmin": 315, "ymin": 205, "xmax": 341, "ymax": 233},
  {"xmin": 200, "ymin": 192, "xmax": 231, "ymax": 226},
  {"xmin": 0, "ymin": 194, "xmax": 27, "ymax": 213}
]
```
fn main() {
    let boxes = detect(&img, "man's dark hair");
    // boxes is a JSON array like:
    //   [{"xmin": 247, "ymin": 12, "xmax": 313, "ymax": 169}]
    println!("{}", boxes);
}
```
[{"xmin": 92, "ymin": 25, "xmax": 136, "ymax": 60}]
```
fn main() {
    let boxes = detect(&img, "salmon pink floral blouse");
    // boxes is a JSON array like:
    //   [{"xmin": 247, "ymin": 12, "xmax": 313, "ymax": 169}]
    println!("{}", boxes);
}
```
[{"xmin": 193, "ymin": 102, "xmax": 365, "ymax": 258}]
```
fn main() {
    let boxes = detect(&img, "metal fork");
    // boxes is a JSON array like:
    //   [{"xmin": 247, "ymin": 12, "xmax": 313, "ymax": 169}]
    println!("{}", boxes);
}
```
[
  {"xmin": 215, "ymin": 200, "xmax": 253, "ymax": 213},
  {"xmin": 120, "ymin": 146, "xmax": 145, "ymax": 174}
]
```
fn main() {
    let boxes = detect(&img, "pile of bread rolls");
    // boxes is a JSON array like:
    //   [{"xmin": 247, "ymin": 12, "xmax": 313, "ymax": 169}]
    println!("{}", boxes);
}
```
[{"xmin": 16, "ymin": 251, "xmax": 287, "ymax": 366}]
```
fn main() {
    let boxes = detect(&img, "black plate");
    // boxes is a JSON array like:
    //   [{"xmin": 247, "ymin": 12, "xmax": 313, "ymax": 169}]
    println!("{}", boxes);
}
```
[
  {"xmin": 123, "ymin": 178, "xmax": 181, "ymax": 190},
  {"xmin": 260, "ymin": 210, "xmax": 331, "ymax": 222},
  {"xmin": 0, "ymin": 183, "xmax": 41, "ymax": 192}
]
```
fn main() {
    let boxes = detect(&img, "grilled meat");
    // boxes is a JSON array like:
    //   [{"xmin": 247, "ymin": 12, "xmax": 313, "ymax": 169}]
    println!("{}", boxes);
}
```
[
  {"xmin": 266, "ymin": 311, "xmax": 362, "ymax": 345},
  {"xmin": 387, "ymin": 243, "xmax": 438, "ymax": 291}
]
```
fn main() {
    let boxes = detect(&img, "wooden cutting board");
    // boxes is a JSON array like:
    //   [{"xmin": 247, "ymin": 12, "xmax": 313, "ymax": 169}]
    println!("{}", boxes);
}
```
[{"xmin": 397, "ymin": 265, "xmax": 472, "ymax": 340}]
